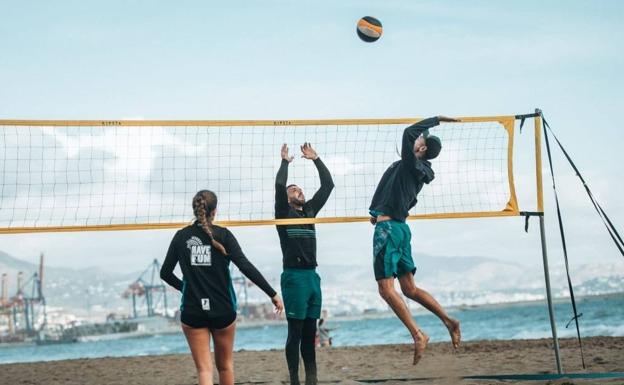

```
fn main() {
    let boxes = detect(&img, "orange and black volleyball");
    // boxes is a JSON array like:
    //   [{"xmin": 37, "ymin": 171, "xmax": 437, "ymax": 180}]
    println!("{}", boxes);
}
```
[{"xmin": 357, "ymin": 16, "xmax": 383, "ymax": 43}]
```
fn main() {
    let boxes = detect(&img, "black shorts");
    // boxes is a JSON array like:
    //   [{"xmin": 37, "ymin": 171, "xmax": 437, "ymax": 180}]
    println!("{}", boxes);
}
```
[{"xmin": 181, "ymin": 311, "xmax": 237, "ymax": 330}]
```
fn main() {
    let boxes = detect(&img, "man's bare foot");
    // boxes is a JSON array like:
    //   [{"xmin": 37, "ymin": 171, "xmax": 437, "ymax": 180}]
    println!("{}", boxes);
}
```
[
  {"xmin": 446, "ymin": 318, "xmax": 461, "ymax": 349},
  {"xmin": 413, "ymin": 330, "xmax": 430, "ymax": 365}
]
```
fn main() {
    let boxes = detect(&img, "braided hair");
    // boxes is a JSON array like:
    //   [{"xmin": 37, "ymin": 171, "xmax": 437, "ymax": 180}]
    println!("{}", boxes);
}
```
[{"xmin": 192, "ymin": 190, "xmax": 227, "ymax": 255}]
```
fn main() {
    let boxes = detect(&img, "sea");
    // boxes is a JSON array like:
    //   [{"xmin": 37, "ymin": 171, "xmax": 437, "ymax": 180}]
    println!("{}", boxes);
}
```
[{"xmin": 0, "ymin": 293, "xmax": 622, "ymax": 365}]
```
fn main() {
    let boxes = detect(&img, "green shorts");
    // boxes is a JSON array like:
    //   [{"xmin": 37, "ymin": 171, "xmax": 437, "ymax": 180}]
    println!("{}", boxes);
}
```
[
  {"xmin": 373, "ymin": 220, "xmax": 416, "ymax": 280},
  {"xmin": 280, "ymin": 268, "xmax": 322, "ymax": 320}
]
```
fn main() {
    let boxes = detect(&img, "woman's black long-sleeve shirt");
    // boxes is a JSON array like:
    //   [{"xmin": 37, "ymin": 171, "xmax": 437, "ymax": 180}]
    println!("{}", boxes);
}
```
[{"xmin": 160, "ymin": 223, "xmax": 276, "ymax": 317}]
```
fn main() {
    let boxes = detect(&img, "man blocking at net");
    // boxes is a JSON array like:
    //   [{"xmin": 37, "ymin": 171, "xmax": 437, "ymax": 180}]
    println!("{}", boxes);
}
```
[
  {"xmin": 369, "ymin": 116, "xmax": 462, "ymax": 365},
  {"xmin": 276, "ymin": 143, "xmax": 334, "ymax": 385}
]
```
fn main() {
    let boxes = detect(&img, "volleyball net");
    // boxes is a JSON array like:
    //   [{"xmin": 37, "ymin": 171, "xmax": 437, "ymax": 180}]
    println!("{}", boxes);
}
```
[{"xmin": 0, "ymin": 115, "xmax": 523, "ymax": 233}]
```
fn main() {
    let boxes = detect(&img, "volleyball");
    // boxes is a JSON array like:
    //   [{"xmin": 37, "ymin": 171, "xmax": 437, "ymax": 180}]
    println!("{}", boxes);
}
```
[{"xmin": 357, "ymin": 16, "xmax": 383, "ymax": 43}]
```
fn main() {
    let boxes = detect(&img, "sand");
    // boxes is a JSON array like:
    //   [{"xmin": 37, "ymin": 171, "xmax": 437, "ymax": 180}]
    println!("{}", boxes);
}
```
[{"xmin": 1, "ymin": 337, "xmax": 623, "ymax": 385}]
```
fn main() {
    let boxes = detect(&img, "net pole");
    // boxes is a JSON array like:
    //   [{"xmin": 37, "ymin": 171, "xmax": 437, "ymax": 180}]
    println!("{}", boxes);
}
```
[
  {"xmin": 535, "ymin": 111, "xmax": 563, "ymax": 374},
  {"xmin": 535, "ymin": 113, "xmax": 545, "ymax": 213},
  {"xmin": 539, "ymin": 216, "xmax": 563, "ymax": 374}
]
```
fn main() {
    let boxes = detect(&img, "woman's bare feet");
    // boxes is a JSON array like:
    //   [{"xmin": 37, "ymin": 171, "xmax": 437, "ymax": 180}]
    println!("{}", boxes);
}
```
[
  {"xmin": 446, "ymin": 318, "xmax": 461, "ymax": 349},
  {"xmin": 413, "ymin": 330, "xmax": 430, "ymax": 365}
]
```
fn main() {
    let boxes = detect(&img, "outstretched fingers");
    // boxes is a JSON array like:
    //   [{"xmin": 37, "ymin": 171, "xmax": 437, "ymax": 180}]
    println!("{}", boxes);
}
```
[
  {"xmin": 300, "ymin": 142, "xmax": 318, "ymax": 160},
  {"xmin": 281, "ymin": 143, "xmax": 294, "ymax": 162}
]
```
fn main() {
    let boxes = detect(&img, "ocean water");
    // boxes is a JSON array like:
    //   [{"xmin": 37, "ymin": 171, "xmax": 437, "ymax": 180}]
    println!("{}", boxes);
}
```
[{"xmin": 0, "ymin": 294, "xmax": 622, "ymax": 364}]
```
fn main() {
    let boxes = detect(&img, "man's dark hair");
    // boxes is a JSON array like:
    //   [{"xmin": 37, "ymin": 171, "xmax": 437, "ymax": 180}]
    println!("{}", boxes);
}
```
[
  {"xmin": 286, "ymin": 184, "xmax": 298, "ymax": 190},
  {"xmin": 425, "ymin": 135, "xmax": 442, "ymax": 160}
]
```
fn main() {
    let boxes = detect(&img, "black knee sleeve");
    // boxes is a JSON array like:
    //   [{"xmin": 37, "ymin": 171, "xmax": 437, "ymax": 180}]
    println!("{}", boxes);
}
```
[
  {"xmin": 285, "ymin": 318, "xmax": 304, "ymax": 385},
  {"xmin": 300, "ymin": 318, "xmax": 318, "ymax": 385}
]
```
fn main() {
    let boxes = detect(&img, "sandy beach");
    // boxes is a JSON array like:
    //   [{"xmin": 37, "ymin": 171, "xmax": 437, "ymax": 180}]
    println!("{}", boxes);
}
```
[{"xmin": 1, "ymin": 337, "xmax": 622, "ymax": 385}]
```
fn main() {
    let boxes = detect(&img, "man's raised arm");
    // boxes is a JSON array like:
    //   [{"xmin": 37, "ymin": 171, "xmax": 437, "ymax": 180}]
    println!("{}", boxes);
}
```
[
  {"xmin": 401, "ymin": 116, "xmax": 459, "ymax": 163},
  {"xmin": 275, "ymin": 143, "xmax": 293, "ymax": 215},
  {"xmin": 401, "ymin": 117, "xmax": 439, "ymax": 163},
  {"xmin": 301, "ymin": 142, "xmax": 334, "ymax": 215}
]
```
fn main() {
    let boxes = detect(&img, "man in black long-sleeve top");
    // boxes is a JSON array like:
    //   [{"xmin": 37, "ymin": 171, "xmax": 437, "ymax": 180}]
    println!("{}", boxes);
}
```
[
  {"xmin": 369, "ymin": 116, "xmax": 461, "ymax": 366},
  {"xmin": 275, "ymin": 142, "xmax": 334, "ymax": 385}
]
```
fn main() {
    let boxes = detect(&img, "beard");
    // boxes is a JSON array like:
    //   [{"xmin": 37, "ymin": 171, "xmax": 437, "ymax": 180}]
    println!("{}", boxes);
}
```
[{"xmin": 289, "ymin": 196, "xmax": 305, "ymax": 206}]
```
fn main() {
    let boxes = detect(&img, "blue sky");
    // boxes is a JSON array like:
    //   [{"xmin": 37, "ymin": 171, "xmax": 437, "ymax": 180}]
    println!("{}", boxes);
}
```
[{"xmin": 0, "ymin": 1, "xmax": 623, "ymax": 273}]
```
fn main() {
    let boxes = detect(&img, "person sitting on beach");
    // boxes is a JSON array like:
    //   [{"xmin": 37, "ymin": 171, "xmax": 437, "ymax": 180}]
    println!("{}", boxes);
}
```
[
  {"xmin": 317, "ymin": 318, "xmax": 337, "ymax": 347},
  {"xmin": 369, "ymin": 116, "xmax": 462, "ymax": 365},
  {"xmin": 160, "ymin": 190, "xmax": 283, "ymax": 385}
]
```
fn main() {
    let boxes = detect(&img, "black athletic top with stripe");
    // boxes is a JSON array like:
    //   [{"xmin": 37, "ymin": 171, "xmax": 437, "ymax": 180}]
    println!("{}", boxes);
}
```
[
  {"xmin": 275, "ymin": 158, "xmax": 334, "ymax": 269},
  {"xmin": 160, "ymin": 222, "xmax": 277, "ymax": 317},
  {"xmin": 369, "ymin": 117, "xmax": 439, "ymax": 222}
]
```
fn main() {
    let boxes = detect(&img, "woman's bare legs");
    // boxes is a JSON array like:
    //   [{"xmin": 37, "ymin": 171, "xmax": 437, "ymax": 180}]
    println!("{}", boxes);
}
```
[{"xmin": 182, "ymin": 324, "xmax": 214, "ymax": 385}]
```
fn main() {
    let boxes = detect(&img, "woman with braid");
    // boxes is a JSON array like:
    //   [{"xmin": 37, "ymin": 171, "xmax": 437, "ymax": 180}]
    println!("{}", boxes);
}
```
[{"xmin": 161, "ymin": 190, "xmax": 284, "ymax": 385}]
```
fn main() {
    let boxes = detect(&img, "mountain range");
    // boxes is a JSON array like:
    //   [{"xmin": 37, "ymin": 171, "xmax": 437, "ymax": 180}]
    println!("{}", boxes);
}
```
[{"xmin": 1, "ymin": 250, "xmax": 622, "ymax": 320}]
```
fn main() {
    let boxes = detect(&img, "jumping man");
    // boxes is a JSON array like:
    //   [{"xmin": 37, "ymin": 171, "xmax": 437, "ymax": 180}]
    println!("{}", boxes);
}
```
[
  {"xmin": 276, "ymin": 142, "xmax": 334, "ymax": 385},
  {"xmin": 369, "ymin": 116, "xmax": 462, "ymax": 365}
]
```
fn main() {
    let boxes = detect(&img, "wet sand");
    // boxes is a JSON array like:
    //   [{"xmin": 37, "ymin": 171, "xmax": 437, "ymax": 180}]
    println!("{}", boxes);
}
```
[{"xmin": 1, "ymin": 337, "xmax": 623, "ymax": 385}]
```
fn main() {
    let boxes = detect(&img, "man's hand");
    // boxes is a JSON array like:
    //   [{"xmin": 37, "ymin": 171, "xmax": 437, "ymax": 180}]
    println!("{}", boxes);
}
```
[
  {"xmin": 437, "ymin": 116, "xmax": 460, "ymax": 122},
  {"xmin": 300, "ymin": 142, "xmax": 319, "ymax": 160},
  {"xmin": 281, "ymin": 143, "xmax": 294, "ymax": 163}
]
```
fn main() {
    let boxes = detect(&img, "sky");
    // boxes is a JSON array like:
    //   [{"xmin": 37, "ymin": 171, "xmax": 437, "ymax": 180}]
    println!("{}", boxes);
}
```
[{"xmin": 0, "ymin": 0, "xmax": 623, "ymax": 276}]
